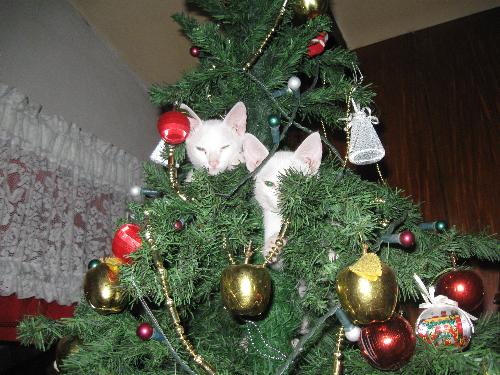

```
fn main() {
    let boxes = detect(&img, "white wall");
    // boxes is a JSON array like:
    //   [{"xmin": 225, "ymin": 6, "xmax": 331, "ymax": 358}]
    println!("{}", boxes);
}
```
[{"xmin": 0, "ymin": 0, "xmax": 159, "ymax": 160}]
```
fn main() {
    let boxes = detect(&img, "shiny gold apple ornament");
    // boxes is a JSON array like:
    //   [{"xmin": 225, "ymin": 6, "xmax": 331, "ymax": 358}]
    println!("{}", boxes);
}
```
[
  {"xmin": 294, "ymin": 0, "xmax": 330, "ymax": 19},
  {"xmin": 83, "ymin": 259, "xmax": 127, "ymax": 314},
  {"xmin": 336, "ymin": 253, "xmax": 398, "ymax": 324},
  {"xmin": 220, "ymin": 264, "xmax": 272, "ymax": 317}
]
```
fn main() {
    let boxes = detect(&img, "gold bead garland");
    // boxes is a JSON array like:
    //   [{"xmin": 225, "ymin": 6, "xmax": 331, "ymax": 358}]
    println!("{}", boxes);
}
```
[
  {"xmin": 144, "ymin": 213, "xmax": 216, "ymax": 374},
  {"xmin": 319, "ymin": 74, "xmax": 333, "ymax": 158},
  {"xmin": 167, "ymin": 146, "xmax": 193, "ymax": 202},
  {"xmin": 332, "ymin": 326, "xmax": 344, "ymax": 375},
  {"xmin": 375, "ymin": 162, "xmax": 386, "ymax": 185},
  {"xmin": 223, "ymin": 237, "xmax": 237, "ymax": 265},
  {"xmin": 342, "ymin": 89, "xmax": 354, "ymax": 169},
  {"xmin": 243, "ymin": 0, "xmax": 290, "ymax": 72},
  {"xmin": 262, "ymin": 220, "xmax": 289, "ymax": 266}
]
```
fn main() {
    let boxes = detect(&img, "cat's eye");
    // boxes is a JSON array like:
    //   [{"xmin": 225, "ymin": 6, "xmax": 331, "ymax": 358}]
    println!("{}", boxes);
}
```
[
  {"xmin": 221, "ymin": 145, "xmax": 230, "ymax": 150},
  {"xmin": 196, "ymin": 146, "xmax": 206, "ymax": 153},
  {"xmin": 264, "ymin": 181, "xmax": 275, "ymax": 187}
]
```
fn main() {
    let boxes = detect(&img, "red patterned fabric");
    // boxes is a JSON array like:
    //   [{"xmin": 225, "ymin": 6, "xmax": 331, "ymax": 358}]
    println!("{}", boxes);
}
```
[{"xmin": 0, "ymin": 294, "xmax": 75, "ymax": 341}]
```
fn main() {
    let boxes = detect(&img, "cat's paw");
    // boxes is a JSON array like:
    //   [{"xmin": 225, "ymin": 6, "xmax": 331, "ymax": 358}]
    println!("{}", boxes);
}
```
[
  {"xmin": 230, "ymin": 152, "xmax": 245, "ymax": 168},
  {"xmin": 184, "ymin": 170, "xmax": 194, "ymax": 183},
  {"xmin": 328, "ymin": 250, "xmax": 338, "ymax": 262},
  {"xmin": 299, "ymin": 317, "xmax": 310, "ymax": 335},
  {"xmin": 297, "ymin": 279, "xmax": 307, "ymax": 298}
]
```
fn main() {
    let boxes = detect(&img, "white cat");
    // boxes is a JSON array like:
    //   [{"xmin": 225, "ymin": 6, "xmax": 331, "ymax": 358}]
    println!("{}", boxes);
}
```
[
  {"xmin": 243, "ymin": 132, "xmax": 323, "ymax": 268},
  {"xmin": 181, "ymin": 102, "xmax": 247, "ymax": 176}
]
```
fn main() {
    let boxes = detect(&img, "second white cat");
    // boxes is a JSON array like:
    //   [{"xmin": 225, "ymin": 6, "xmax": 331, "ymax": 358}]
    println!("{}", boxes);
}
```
[{"xmin": 243, "ymin": 132, "xmax": 323, "ymax": 267}]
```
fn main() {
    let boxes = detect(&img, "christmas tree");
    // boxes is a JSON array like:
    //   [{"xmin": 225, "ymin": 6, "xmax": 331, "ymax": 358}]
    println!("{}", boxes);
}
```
[{"xmin": 18, "ymin": 1, "xmax": 499, "ymax": 374}]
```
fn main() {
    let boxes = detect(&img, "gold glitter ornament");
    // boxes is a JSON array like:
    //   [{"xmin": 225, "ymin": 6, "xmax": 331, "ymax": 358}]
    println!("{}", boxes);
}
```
[
  {"xmin": 220, "ymin": 264, "xmax": 272, "ymax": 317},
  {"xmin": 83, "ymin": 261, "xmax": 127, "ymax": 315},
  {"xmin": 336, "ymin": 253, "xmax": 398, "ymax": 324}
]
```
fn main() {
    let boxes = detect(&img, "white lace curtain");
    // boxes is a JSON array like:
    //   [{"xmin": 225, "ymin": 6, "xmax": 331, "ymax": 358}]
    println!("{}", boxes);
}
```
[{"xmin": 0, "ymin": 83, "xmax": 142, "ymax": 305}]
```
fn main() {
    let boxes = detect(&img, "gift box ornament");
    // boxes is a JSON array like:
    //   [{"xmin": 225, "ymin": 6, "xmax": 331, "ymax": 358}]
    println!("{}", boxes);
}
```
[
  {"xmin": 416, "ymin": 311, "xmax": 472, "ymax": 348},
  {"xmin": 413, "ymin": 274, "xmax": 476, "ymax": 349}
]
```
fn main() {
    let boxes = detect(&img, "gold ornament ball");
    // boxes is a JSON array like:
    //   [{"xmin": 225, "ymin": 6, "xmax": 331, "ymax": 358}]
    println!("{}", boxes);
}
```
[
  {"xmin": 220, "ymin": 264, "xmax": 272, "ymax": 317},
  {"xmin": 83, "ymin": 262, "xmax": 127, "ymax": 315},
  {"xmin": 336, "ymin": 261, "xmax": 398, "ymax": 324},
  {"xmin": 294, "ymin": 0, "xmax": 330, "ymax": 20},
  {"xmin": 55, "ymin": 336, "xmax": 82, "ymax": 372}
]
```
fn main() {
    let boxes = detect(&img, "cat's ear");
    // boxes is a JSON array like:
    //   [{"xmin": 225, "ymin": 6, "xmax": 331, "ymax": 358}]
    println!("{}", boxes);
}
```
[
  {"xmin": 224, "ymin": 102, "xmax": 247, "ymax": 136},
  {"xmin": 295, "ymin": 132, "xmax": 322, "ymax": 174},
  {"xmin": 243, "ymin": 134, "xmax": 269, "ymax": 172},
  {"xmin": 180, "ymin": 103, "xmax": 202, "ymax": 129}
]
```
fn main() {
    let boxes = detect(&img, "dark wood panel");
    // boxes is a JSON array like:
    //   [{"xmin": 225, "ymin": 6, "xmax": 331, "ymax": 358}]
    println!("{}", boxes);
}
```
[{"xmin": 354, "ymin": 8, "xmax": 499, "ymax": 312}]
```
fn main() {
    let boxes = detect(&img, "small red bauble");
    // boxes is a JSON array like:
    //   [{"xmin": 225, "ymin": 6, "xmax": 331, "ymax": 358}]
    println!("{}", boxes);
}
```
[
  {"xmin": 112, "ymin": 223, "xmax": 142, "ymax": 264},
  {"xmin": 174, "ymin": 219, "xmax": 184, "ymax": 232},
  {"xmin": 136, "ymin": 322, "xmax": 154, "ymax": 341},
  {"xmin": 359, "ymin": 315, "xmax": 416, "ymax": 371},
  {"xmin": 157, "ymin": 111, "xmax": 190, "ymax": 145},
  {"xmin": 189, "ymin": 46, "xmax": 201, "ymax": 57},
  {"xmin": 399, "ymin": 230, "xmax": 415, "ymax": 247},
  {"xmin": 435, "ymin": 269, "xmax": 484, "ymax": 313}
]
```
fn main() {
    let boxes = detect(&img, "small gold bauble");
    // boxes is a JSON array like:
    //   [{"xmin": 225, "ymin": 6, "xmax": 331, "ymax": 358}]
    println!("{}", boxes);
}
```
[
  {"xmin": 336, "ymin": 256, "xmax": 398, "ymax": 324},
  {"xmin": 55, "ymin": 336, "xmax": 82, "ymax": 372},
  {"xmin": 83, "ymin": 262, "xmax": 127, "ymax": 315},
  {"xmin": 220, "ymin": 264, "xmax": 272, "ymax": 317},
  {"xmin": 294, "ymin": 0, "xmax": 330, "ymax": 20}
]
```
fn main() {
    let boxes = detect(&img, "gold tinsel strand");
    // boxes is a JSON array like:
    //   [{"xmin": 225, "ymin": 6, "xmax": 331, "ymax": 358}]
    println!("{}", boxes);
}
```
[{"xmin": 243, "ymin": 0, "xmax": 289, "ymax": 72}]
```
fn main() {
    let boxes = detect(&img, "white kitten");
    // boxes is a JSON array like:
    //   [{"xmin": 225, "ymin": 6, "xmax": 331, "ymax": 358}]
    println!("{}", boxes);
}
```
[
  {"xmin": 243, "ymin": 132, "xmax": 322, "ymax": 267},
  {"xmin": 182, "ymin": 102, "xmax": 247, "ymax": 176}
]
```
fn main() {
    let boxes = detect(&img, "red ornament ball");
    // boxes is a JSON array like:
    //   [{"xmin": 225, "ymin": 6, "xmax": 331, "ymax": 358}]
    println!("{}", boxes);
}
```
[
  {"xmin": 136, "ymin": 322, "xmax": 154, "ymax": 341},
  {"xmin": 435, "ymin": 269, "xmax": 484, "ymax": 313},
  {"xmin": 157, "ymin": 111, "xmax": 190, "ymax": 145},
  {"xmin": 189, "ymin": 46, "xmax": 201, "ymax": 57},
  {"xmin": 174, "ymin": 219, "xmax": 184, "ymax": 232},
  {"xmin": 399, "ymin": 230, "xmax": 415, "ymax": 247},
  {"xmin": 112, "ymin": 223, "xmax": 142, "ymax": 264},
  {"xmin": 359, "ymin": 315, "xmax": 416, "ymax": 371}
]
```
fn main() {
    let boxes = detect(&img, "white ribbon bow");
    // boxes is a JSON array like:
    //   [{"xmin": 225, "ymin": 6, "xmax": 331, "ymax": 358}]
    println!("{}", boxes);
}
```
[
  {"xmin": 413, "ymin": 274, "xmax": 477, "ymax": 333},
  {"xmin": 343, "ymin": 100, "xmax": 379, "ymax": 129}
]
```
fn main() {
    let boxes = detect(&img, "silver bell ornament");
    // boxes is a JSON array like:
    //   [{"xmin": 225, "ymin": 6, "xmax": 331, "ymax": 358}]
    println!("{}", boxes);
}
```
[{"xmin": 345, "ymin": 101, "xmax": 385, "ymax": 165}]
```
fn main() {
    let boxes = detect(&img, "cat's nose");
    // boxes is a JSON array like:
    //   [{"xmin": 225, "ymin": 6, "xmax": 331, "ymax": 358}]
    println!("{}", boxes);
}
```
[{"xmin": 209, "ymin": 160, "xmax": 219, "ymax": 168}]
